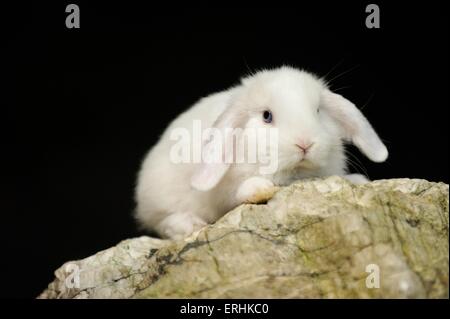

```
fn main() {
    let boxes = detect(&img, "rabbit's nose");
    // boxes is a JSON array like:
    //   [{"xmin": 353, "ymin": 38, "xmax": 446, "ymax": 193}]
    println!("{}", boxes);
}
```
[{"xmin": 296, "ymin": 141, "xmax": 314, "ymax": 155}]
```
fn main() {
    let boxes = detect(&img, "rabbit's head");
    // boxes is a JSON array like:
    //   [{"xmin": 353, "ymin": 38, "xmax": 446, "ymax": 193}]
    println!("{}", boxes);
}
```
[{"xmin": 191, "ymin": 66, "xmax": 388, "ymax": 191}]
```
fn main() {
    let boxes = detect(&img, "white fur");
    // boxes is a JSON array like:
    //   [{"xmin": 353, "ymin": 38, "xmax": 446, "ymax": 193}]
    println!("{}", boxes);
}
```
[
  {"xmin": 235, "ymin": 176, "xmax": 275, "ymax": 203},
  {"xmin": 135, "ymin": 66, "xmax": 388, "ymax": 239}
]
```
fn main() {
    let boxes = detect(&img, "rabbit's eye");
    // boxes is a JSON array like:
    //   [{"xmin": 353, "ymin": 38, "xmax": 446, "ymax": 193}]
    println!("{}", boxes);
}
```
[
  {"xmin": 317, "ymin": 108, "xmax": 320, "ymax": 114},
  {"xmin": 263, "ymin": 110, "xmax": 273, "ymax": 123}
]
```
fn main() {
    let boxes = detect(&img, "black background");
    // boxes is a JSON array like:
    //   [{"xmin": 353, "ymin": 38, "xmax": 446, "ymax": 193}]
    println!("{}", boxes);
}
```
[{"xmin": 5, "ymin": 1, "xmax": 449, "ymax": 298}]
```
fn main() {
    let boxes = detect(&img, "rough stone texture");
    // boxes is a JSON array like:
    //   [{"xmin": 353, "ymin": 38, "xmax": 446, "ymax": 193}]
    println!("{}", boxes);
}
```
[{"xmin": 39, "ymin": 177, "xmax": 449, "ymax": 299}]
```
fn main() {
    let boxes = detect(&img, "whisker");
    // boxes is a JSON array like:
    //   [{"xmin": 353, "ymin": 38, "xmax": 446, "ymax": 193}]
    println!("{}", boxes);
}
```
[
  {"xmin": 360, "ymin": 92, "xmax": 375, "ymax": 110},
  {"xmin": 242, "ymin": 57, "xmax": 255, "ymax": 77},
  {"xmin": 323, "ymin": 58, "xmax": 346, "ymax": 83},
  {"xmin": 344, "ymin": 150, "xmax": 370, "ymax": 179},
  {"xmin": 331, "ymin": 85, "xmax": 352, "ymax": 93},
  {"xmin": 346, "ymin": 158, "xmax": 362, "ymax": 176},
  {"xmin": 327, "ymin": 64, "xmax": 361, "ymax": 88}
]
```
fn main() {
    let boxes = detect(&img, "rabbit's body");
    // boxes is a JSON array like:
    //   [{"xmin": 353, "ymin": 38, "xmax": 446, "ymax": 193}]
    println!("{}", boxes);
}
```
[
  {"xmin": 135, "ymin": 67, "xmax": 387, "ymax": 239},
  {"xmin": 135, "ymin": 90, "xmax": 237, "ymax": 233}
]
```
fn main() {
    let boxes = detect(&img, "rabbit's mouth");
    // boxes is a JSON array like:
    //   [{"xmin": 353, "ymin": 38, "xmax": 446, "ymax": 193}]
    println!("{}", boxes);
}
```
[{"xmin": 297, "ymin": 158, "xmax": 317, "ymax": 169}]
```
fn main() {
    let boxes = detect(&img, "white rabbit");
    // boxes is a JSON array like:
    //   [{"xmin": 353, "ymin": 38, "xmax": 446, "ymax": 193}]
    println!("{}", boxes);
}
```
[{"xmin": 135, "ymin": 66, "xmax": 388, "ymax": 239}]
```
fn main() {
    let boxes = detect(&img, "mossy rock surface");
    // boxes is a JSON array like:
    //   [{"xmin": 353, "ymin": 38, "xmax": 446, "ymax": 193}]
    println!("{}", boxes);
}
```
[{"xmin": 39, "ymin": 177, "xmax": 449, "ymax": 299}]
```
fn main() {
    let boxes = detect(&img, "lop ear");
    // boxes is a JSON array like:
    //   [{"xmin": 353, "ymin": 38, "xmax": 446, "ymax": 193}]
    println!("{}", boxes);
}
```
[
  {"xmin": 190, "ymin": 105, "xmax": 247, "ymax": 191},
  {"xmin": 321, "ymin": 89, "xmax": 388, "ymax": 162}
]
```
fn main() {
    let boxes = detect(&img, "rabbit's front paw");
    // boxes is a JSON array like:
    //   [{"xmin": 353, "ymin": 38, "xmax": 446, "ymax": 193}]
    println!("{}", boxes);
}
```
[
  {"xmin": 344, "ymin": 173, "xmax": 370, "ymax": 185},
  {"xmin": 236, "ymin": 176, "xmax": 278, "ymax": 204},
  {"xmin": 156, "ymin": 212, "xmax": 207, "ymax": 240}
]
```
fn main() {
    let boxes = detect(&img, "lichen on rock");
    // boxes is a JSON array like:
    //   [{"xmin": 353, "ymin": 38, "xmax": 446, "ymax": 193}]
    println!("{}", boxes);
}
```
[{"xmin": 39, "ymin": 176, "xmax": 449, "ymax": 299}]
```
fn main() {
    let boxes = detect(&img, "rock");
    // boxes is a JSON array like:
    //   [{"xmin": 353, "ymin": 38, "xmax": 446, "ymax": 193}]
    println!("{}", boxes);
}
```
[{"xmin": 39, "ymin": 177, "xmax": 449, "ymax": 299}]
